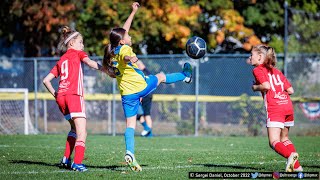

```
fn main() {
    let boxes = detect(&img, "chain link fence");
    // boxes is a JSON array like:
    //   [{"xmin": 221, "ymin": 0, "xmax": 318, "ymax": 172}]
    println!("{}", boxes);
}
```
[{"xmin": 0, "ymin": 54, "xmax": 320, "ymax": 136}]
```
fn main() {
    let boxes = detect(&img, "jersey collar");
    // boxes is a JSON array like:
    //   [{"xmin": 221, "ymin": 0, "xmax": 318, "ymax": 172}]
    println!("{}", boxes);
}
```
[{"xmin": 114, "ymin": 45, "xmax": 122, "ymax": 55}]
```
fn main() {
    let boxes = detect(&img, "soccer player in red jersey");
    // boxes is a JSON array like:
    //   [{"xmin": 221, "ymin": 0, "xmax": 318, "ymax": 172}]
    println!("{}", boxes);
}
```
[
  {"xmin": 43, "ymin": 26, "xmax": 112, "ymax": 172},
  {"xmin": 249, "ymin": 45, "xmax": 303, "ymax": 172}
]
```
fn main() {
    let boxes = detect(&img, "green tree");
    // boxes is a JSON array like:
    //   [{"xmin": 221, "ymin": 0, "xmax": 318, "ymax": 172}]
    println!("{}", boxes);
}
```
[
  {"xmin": 238, "ymin": 0, "xmax": 320, "ymax": 53},
  {"xmin": 186, "ymin": 0, "xmax": 262, "ymax": 53},
  {"xmin": 77, "ymin": 0, "xmax": 201, "ymax": 55},
  {"xmin": 0, "ymin": 0, "xmax": 81, "ymax": 57}
]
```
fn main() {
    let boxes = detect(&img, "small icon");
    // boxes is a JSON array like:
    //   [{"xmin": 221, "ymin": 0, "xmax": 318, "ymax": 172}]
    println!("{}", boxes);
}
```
[
  {"xmin": 298, "ymin": 172, "xmax": 304, "ymax": 179},
  {"xmin": 251, "ymin": 172, "xmax": 258, "ymax": 179},
  {"xmin": 273, "ymin": 172, "xmax": 280, "ymax": 179}
]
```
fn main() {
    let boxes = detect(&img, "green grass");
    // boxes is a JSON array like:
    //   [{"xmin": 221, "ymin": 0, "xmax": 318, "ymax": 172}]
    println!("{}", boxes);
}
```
[{"xmin": 0, "ymin": 135, "xmax": 319, "ymax": 179}]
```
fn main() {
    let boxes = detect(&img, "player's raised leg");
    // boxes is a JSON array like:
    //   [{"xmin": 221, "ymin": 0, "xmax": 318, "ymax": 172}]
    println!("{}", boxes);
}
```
[{"xmin": 158, "ymin": 63, "xmax": 193, "ymax": 84}]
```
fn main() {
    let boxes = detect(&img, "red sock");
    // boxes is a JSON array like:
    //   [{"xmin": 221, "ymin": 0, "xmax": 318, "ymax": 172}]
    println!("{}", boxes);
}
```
[
  {"xmin": 64, "ymin": 131, "xmax": 76, "ymax": 158},
  {"xmin": 74, "ymin": 141, "xmax": 86, "ymax": 164},
  {"xmin": 283, "ymin": 140, "xmax": 301, "ymax": 168},
  {"xmin": 272, "ymin": 141, "xmax": 291, "ymax": 158}
]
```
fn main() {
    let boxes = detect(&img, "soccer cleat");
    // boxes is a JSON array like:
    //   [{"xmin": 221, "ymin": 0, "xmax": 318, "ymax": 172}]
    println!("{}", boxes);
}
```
[
  {"xmin": 141, "ymin": 130, "xmax": 151, "ymax": 137},
  {"xmin": 71, "ymin": 163, "xmax": 88, "ymax": 172},
  {"xmin": 60, "ymin": 156, "xmax": 72, "ymax": 169},
  {"xmin": 294, "ymin": 166, "xmax": 303, "ymax": 172},
  {"xmin": 124, "ymin": 152, "xmax": 142, "ymax": 172},
  {"xmin": 285, "ymin": 152, "xmax": 299, "ymax": 172},
  {"xmin": 141, "ymin": 130, "xmax": 153, "ymax": 137},
  {"xmin": 182, "ymin": 63, "xmax": 192, "ymax": 83}
]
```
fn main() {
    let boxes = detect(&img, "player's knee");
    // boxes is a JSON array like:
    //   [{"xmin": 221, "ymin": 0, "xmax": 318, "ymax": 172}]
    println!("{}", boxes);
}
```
[
  {"xmin": 76, "ymin": 131, "xmax": 87, "ymax": 141},
  {"xmin": 156, "ymin": 72, "xmax": 166, "ymax": 83}
]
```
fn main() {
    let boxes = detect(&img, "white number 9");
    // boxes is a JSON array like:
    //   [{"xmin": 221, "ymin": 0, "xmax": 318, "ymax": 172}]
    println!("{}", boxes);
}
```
[{"xmin": 61, "ymin": 60, "xmax": 68, "ymax": 80}]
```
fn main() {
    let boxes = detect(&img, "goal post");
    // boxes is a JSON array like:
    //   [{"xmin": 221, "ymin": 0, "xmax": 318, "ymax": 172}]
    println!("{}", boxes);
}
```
[{"xmin": 0, "ymin": 88, "xmax": 37, "ymax": 135}]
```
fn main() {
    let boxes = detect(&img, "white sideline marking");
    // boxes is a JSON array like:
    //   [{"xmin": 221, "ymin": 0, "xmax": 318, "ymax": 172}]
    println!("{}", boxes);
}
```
[{"xmin": 1, "ymin": 159, "xmax": 319, "ymax": 175}]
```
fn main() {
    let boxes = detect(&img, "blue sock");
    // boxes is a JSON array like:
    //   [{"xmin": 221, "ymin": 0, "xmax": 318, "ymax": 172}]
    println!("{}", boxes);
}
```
[
  {"xmin": 141, "ymin": 121, "xmax": 151, "ymax": 131},
  {"xmin": 165, "ymin": 73, "xmax": 186, "ymax": 84},
  {"xmin": 147, "ymin": 130, "xmax": 153, "ymax": 137},
  {"xmin": 124, "ymin": 127, "xmax": 135, "ymax": 154}
]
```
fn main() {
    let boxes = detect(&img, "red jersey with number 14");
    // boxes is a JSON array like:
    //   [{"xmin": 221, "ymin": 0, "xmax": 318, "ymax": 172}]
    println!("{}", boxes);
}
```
[
  {"xmin": 50, "ymin": 49, "xmax": 88, "ymax": 97},
  {"xmin": 253, "ymin": 64, "xmax": 293, "ymax": 114}
]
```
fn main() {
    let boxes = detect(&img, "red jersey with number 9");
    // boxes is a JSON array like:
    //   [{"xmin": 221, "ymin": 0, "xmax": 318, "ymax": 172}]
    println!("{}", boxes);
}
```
[
  {"xmin": 253, "ymin": 64, "xmax": 293, "ymax": 114},
  {"xmin": 50, "ymin": 49, "xmax": 88, "ymax": 97}
]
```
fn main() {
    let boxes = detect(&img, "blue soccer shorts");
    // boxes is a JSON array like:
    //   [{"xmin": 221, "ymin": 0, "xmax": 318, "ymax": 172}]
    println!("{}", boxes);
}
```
[{"xmin": 121, "ymin": 75, "xmax": 158, "ymax": 118}]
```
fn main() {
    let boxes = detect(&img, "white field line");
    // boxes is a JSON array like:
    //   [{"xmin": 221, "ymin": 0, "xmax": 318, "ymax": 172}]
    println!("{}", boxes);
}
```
[
  {"xmin": 1, "ymin": 145, "xmax": 314, "ymax": 155},
  {"xmin": 0, "ymin": 159, "xmax": 319, "ymax": 175}
]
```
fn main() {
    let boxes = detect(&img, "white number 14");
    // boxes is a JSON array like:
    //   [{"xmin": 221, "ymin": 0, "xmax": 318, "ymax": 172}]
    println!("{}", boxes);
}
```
[{"xmin": 268, "ymin": 73, "xmax": 284, "ymax": 92}]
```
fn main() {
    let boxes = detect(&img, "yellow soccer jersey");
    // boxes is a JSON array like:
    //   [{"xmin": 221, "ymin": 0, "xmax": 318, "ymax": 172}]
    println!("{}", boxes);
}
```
[{"xmin": 112, "ymin": 45, "xmax": 147, "ymax": 95}]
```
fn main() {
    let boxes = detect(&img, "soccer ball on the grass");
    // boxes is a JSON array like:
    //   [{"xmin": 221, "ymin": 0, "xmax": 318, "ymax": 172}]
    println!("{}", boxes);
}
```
[{"xmin": 185, "ymin": 36, "xmax": 207, "ymax": 59}]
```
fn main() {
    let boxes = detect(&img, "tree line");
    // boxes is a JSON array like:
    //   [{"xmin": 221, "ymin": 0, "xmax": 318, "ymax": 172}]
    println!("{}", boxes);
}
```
[{"xmin": 0, "ymin": 0, "xmax": 319, "ymax": 57}]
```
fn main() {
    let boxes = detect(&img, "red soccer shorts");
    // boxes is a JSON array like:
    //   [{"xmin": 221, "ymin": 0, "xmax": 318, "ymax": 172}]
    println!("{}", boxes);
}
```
[
  {"xmin": 266, "ymin": 111, "xmax": 294, "ymax": 128},
  {"xmin": 56, "ymin": 94, "xmax": 86, "ymax": 120}
]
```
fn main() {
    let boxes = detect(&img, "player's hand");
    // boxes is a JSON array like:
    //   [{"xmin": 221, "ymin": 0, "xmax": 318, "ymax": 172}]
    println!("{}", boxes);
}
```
[
  {"xmin": 130, "ymin": 56, "xmax": 139, "ymax": 64},
  {"xmin": 132, "ymin": 2, "xmax": 140, "ymax": 13},
  {"xmin": 251, "ymin": 85, "xmax": 255, "ymax": 91},
  {"xmin": 251, "ymin": 81, "xmax": 256, "ymax": 91},
  {"xmin": 106, "ymin": 67, "xmax": 116, "ymax": 78}
]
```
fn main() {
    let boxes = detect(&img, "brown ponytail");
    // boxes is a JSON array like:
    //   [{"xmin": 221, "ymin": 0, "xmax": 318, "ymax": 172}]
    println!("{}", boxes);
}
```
[
  {"xmin": 252, "ymin": 45, "xmax": 277, "ymax": 69},
  {"xmin": 264, "ymin": 47, "xmax": 276, "ymax": 69},
  {"xmin": 102, "ymin": 44, "xmax": 116, "ymax": 77},
  {"xmin": 102, "ymin": 28, "xmax": 126, "ymax": 77}
]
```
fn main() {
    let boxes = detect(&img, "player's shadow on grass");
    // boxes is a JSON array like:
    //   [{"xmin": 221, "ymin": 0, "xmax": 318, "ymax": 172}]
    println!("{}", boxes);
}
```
[
  {"xmin": 10, "ymin": 160, "xmax": 60, "ymax": 167},
  {"xmin": 88, "ymin": 164, "xmax": 147, "ymax": 171},
  {"xmin": 303, "ymin": 165, "xmax": 320, "ymax": 170},
  {"xmin": 194, "ymin": 163, "xmax": 264, "ymax": 171},
  {"xmin": 9, "ymin": 160, "xmax": 147, "ymax": 171}
]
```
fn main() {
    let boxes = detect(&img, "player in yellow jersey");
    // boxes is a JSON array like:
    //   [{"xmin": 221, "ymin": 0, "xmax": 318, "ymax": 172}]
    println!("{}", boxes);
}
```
[{"xmin": 102, "ymin": 2, "xmax": 192, "ymax": 172}]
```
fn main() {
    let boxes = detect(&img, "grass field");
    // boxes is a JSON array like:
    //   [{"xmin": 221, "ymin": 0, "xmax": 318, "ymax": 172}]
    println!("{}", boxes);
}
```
[{"xmin": 0, "ymin": 135, "xmax": 319, "ymax": 179}]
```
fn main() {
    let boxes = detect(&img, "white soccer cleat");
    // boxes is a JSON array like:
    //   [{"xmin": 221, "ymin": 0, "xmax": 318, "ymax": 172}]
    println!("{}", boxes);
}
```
[
  {"xmin": 141, "ymin": 130, "xmax": 150, "ymax": 136},
  {"xmin": 294, "ymin": 166, "xmax": 303, "ymax": 172},
  {"xmin": 182, "ymin": 63, "xmax": 192, "ymax": 83},
  {"xmin": 285, "ymin": 152, "xmax": 299, "ymax": 172},
  {"xmin": 124, "ymin": 152, "xmax": 142, "ymax": 172}
]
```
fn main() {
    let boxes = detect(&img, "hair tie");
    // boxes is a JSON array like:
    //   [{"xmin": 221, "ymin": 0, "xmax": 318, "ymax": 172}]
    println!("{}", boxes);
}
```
[{"xmin": 64, "ymin": 32, "xmax": 79, "ymax": 45}]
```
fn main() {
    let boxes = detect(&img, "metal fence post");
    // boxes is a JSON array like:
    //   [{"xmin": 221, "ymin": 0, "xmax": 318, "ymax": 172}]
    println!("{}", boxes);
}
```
[
  {"xmin": 284, "ymin": 1, "xmax": 288, "ymax": 76},
  {"xmin": 33, "ymin": 58, "xmax": 38, "ymax": 131},
  {"xmin": 195, "ymin": 59, "xmax": 200, "ymax": 136},
  {"xmin": 43, "ymin": 99, "xmax": 47, "ymax": 134},
  {"xmin": 108, "ymin": 100, "xmax": 111, "ymax": 134},
  {"xmin": 112, "ymin": 78, "xmax": 117, "ymax": 136}
]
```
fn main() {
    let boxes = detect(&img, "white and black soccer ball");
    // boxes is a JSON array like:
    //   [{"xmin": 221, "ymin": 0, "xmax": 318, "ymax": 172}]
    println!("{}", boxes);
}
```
[{"xmin": 186, "ymin": 36, "xmax": 207, "ymax": 59}]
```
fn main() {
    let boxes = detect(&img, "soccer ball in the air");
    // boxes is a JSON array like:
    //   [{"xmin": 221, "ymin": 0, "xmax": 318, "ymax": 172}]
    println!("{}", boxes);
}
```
[{"xmin": 185, "ymin": 36, "xmax": 207, "ymax": 59}]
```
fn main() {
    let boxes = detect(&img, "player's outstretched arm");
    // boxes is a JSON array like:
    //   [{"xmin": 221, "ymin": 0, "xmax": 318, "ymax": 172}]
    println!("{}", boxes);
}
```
[
  {"xmin": 83, "ymin": 57, "xmax": 102, "ymax": 70},
  {"xmin": 82, "ymin": 57, "xmax": 116, "ymax": 78},
  {"xmin": 123, "ymin": 2, "xmax": 140, "ymax": 33},
  {"xmin": 43, "ymin": 73, "xmax": 57, "ymax": 98}
]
